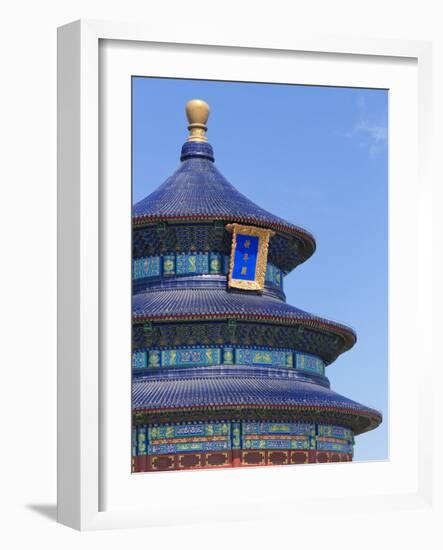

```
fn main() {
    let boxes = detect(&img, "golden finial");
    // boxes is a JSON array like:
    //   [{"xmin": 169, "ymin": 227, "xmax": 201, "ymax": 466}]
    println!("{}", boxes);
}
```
[{"xmin": 186, "ymin": 99, "xmax": 210, "ymax": 142}]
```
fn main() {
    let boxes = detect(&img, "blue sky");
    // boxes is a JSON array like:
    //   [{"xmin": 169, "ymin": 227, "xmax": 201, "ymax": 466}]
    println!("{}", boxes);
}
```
[{"xmin": 132, "ymin": 77, "xmax": 388, "ymax": 462}]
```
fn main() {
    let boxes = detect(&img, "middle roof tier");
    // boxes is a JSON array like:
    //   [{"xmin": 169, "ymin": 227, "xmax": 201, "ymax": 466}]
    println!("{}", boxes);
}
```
[{"xmin": 133, "ymin": 287, "xmax": 356, "ymax": 365}]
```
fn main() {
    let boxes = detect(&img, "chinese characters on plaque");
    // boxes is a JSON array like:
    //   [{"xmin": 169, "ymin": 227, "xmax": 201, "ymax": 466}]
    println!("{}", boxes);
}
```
[{"xmin": 226, "ymin": 223, "xmax": 275, "ymax": 291}]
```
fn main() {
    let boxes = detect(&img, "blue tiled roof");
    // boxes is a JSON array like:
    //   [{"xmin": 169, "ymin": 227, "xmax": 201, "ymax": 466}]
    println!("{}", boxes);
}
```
[
  {"xmin": 133, "ymin": 144, "xmax": 315, "ymax": 254},
  {"xmin": 132, "ymin": 370, "xmax": 381, "ymax": 434},
  {"xmin": 132, "ymin": 287, "xmax": 356, "ymax": 351}
]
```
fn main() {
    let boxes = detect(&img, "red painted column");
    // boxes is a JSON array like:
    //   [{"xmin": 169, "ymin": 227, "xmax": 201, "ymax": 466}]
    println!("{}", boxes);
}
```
[{"xmin": 232, "ymin": 449, "xmax": 242, "ymax": 468}]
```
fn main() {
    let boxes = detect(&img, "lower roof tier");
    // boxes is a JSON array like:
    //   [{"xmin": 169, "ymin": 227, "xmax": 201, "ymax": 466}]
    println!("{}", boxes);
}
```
[
  {"xmin": 132, "ymin": 367, "xmax": 381, "ymax": 435},
  {"xmin": 133, "ymin": 287, "xmax": 356, "ymax": 363}
]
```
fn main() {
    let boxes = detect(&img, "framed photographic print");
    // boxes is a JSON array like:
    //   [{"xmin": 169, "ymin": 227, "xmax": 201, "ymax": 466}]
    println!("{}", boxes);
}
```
[
  {"xmin": 58, "ymin": 20, "xmax": 434, "ymax": 531},
  {"xmin": 130, "ymin": 83, "xmax": 384, "ymax": 475}
]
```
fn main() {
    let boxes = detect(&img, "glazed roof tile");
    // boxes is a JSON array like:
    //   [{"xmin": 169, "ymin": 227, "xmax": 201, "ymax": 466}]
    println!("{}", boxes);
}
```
[
  {"xmin": 133, "ymin": 156, "xmax": 304, "ymax": 232},
  {"xmin": 132, "ymin": 287, "xmax": 356, "ymax": 354},
  {"xmin": 133, "ymin": 148, "xmax": 316, "ymax": 260},
  {"xmin": 132, "ymin": 373, "xmax": 381, "ymax": 434}
]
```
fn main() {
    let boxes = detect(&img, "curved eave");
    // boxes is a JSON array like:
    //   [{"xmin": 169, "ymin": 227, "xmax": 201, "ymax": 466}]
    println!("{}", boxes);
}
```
[
  {"xmin": 132, "ymin": 214, "xmax": 316, "ymax": 265},
  {"xmin": 134, "ymin": 311, "xmax": 356, "ymax": 355},
  {"xmin": 133, "ymin": 404, "xmax": 381, "ymax": 435},
  {"xmin": 132, "ymin": 289, "xmax": 357, "ymax": 358},
  {"xmin": 132, "ymin": 375, "xmax": 381, "ymax": 435}
]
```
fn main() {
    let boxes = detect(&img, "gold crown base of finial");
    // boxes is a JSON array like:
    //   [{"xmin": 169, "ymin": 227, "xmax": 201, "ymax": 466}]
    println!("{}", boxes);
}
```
[{"xmin": 186, "ymin": 123, "xmax": 208, "ymax": 142}]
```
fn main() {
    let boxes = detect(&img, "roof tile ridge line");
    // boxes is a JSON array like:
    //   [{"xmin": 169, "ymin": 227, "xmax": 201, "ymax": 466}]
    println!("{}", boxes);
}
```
[
  {"xmin": 132, "ymin": 213, "xmax": 316, "ymax": 237},
  {"xmin": 133, "ymin": 403, "xmax": 382, "ymax": 417},
  {"xmin": 134, "ymin": 377, "xmax": 329, "ymax": 389},
  {"xmin": 132, "ymin": 312, "xmax": 357, "ymax": 338}
]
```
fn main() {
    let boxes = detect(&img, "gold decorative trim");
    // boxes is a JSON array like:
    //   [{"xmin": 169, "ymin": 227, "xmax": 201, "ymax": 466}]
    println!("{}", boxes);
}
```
[
  {"xmin": 291, "ymin": 451, "xmax": 308, "ymax": 464},
  {"xmin": 178, "ymin": 453, "xmax": 202, "ymax": 468},
  {"xmin": 151, "ymin": 455, "xmax": 175, "ymax": 470},
  {"xmin": 268, "ymin": 450, "xmax": 289, "ymax": 465},
  {"xmin": 241, "ymin": 450, "xmax": 266, "ymax": 465},
  {"xmin": 206, "ymin": 452, "xmax": 229, "ymax": 467},
  {"xmin": 226, "ymin": 223, "xmax": 275, "ymax": 291}
]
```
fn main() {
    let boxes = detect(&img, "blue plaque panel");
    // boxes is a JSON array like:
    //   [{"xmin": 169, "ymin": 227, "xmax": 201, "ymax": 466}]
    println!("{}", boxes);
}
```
[
  {"xmin": 227, "ymin": 223, "xmax": 275, "ymax": 291},
  {"xmin": 232, "ymin": 234, "xmax": 259, "ymax": 281}
]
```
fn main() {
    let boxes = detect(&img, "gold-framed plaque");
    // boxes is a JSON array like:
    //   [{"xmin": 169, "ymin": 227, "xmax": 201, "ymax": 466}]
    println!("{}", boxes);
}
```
[{"xmin": 226, "ymin": 223, "xmax": 275, "ymax": 291}]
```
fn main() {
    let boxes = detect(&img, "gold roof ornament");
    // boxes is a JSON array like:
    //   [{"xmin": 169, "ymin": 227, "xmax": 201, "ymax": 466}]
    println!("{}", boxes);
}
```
[{"xmin": 186, "ymin": 99, "xmax": 210, "ymax": 142}]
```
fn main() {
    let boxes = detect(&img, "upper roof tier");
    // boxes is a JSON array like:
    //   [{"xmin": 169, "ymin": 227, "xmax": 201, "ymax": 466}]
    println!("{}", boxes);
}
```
[{"xmin": 133, "ymin": 99, "xmax": 316, "ymax": 272}]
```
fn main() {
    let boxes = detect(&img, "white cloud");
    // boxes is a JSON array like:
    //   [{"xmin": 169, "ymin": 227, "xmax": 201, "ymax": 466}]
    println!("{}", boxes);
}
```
[
  {"xmin": 347, "ymin": 95, "xmax": 388, "ymax": 158},
  {"xmin": 355, "ymin": 120, "xmax": 387, "ymax": 142}
]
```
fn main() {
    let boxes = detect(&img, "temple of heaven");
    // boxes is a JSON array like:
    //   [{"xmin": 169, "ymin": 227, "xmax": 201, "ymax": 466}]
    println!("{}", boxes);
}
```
[{"xmin": 131, "ymin": 99, "xmax": 382, "ymax": 473}]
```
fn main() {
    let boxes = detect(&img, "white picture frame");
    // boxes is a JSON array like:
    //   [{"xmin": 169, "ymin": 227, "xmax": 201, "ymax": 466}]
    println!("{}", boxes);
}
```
[{"xmin": 57, "ymin": 19, "xmax": 436, "ymax": 531}]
